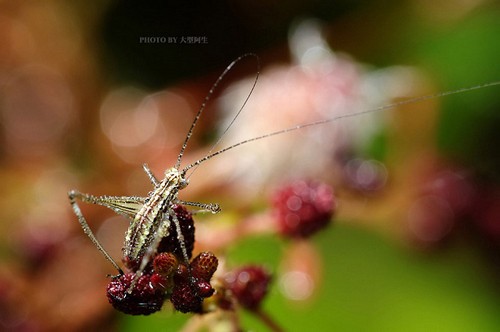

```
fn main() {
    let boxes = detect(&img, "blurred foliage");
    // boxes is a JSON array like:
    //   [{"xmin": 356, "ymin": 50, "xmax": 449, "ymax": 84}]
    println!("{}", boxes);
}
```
[{"xmin": 413, "ymin": 11, "xmax": 500, "ymax": 180}]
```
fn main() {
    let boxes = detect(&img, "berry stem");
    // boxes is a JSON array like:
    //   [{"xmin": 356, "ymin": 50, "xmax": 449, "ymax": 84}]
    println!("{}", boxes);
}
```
[{"xmin": 252, "ymin": 308, "xmax": 285, "ymax": 332}]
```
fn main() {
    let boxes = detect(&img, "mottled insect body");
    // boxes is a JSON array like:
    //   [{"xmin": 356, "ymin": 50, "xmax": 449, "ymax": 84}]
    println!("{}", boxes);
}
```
[{"xmin": 125, "ymin": 168, "xmax": 184, "ymax": 260}]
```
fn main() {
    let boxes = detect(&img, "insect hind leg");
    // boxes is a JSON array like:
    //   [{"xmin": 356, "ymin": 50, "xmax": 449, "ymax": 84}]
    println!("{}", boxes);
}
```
[
  {"xmin": 178, "ymin": 199, "xmax": 221, "ymax": 214},
  {"xmin": 68, "ymin": 190, "xmax": 124, "ymax": 274},
  {"xmin": 127, "ymin": 205, "xmax": 193, "ymax": 293},
  {"xmin": 127, "ymin": 214, "xmax": 171, "ymax": 293}
]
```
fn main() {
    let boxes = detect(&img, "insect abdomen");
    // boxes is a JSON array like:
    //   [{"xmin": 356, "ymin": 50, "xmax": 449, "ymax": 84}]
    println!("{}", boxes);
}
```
[{"xmin": 123, "ymin": 168, "xmax": 182, "ymax": 261}]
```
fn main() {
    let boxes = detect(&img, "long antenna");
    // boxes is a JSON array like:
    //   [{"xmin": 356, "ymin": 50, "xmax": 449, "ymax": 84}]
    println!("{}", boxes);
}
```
[
  {"xmin": 175, "ymin": 53, "xmax": 259, "ymax": 170},
  {"xmin": 182, "ymin": 81, "xmax": 500, "ymax": 173},
  {"xmin": 185, "ymin": 54, "xmax": 260, "ymax": 179}
]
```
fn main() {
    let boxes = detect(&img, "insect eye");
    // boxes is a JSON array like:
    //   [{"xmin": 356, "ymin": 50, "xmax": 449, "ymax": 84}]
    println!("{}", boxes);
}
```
[{"xmin": 180, "ymin": 178, "xmax": 189, "ymax": 189}]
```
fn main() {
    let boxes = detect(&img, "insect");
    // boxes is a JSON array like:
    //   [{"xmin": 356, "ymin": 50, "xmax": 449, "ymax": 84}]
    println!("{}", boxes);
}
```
[
  {"xmin": 68, "ymin": 53, "xmax": 499, "ymax": 313},
  {"xmin": 68, "ymin": 54, "xmax": 260, "ymax": 284}
]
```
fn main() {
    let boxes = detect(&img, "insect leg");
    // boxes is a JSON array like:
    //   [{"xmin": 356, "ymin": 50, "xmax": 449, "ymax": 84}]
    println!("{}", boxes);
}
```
[
  {"xmin": 127, "ymin": 204, "xmax": 192, "ymax": 294},
  {"xmin": 177, "ymin": 200, "xmax": 221, "ymax": 214},
  {"xmin": 169, "ymin": 207, "xmax": 191, "ymax": 265},
  {"xmin": 68, "ymin": 190, "xmax": 124, "ymax": 274},
  {"xmin": 143, "ymin": 163, "xmax": 160, "ymax": 187},
  {"xmin": 127, "ymin": 212, "xmax": 172, "ymax": 293}
]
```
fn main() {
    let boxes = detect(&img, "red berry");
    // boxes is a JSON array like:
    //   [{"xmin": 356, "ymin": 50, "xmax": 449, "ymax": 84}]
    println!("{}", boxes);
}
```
[
  {"xmin": 174, "ymin": 263, "xmax": 190, "ymax": 284},
  {"xmin": 170, "ymin": 280, "xmax": 204, "ymax": 313},
  {"xmin": 421, "ymin": 168, "xmax": 477, "ymax": 217},
  {"xmin": 169, "ymin": 252, "xmax": 218, "ymax": 313},
  {"xmin": 407, "ymin": 195, "xmax": 455, "ymax": 248},
  {"xmin": 195, "ymin": 279, "xmax": 215, "ymax": 298},
  {"xmin": 272, "ymin": 180, "xmax": 335, "ymax": 238},
  {"xmin": 150, "ymin": 273, "xmax": 170, "ymax": 290},
  {"xmin": 122, "ymin": 256, "xmax": 142, "ymax": 272},
  {"xmin": 106, "ymin": 272, "xmax": 166, "ymax": 315},
  {"xmin": 110, "ymin": 203, "xmax": 216, "ymax": 315},
  {"xmin": 407, "ymin": 166, "xmax": 478, "ymax": 249},
  {"xmin": 224, "ymin": 266, "xmax": 271, "ymax": 310},
  {"xmin": 157, "ymin": 204, "xmax": 195, "ymax": 260},
  {"xmin": 153, "ymin": 252, "xmax": 179, "ymax": 278},
  {"xmin": 190, "ymin": 251, "xmax": 218, "ymax": 281},
  {"xmin": 472, "ymin": 188, "xmax": 500, "ymax": 241}
]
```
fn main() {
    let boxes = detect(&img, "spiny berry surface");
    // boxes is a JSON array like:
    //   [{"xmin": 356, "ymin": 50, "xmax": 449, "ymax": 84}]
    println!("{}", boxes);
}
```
[
  {"xmin": 190, "ymin": 251, "xmax": 219, "ymax": 281},
  {"xmin": 153, "ymin": 252, "xmax": 179, "ymax": 278},
  {"xmin": 169, "ymin": 252, "xmax": 218, "ymax": 313},
  {"xmin": 272, "ymin": 180, "xmax": 335, "ymax": 238},
  {"xmin": 106, "ymin": 272, "xmax": 166, "ymax": 315},
  {"xmin": 170, "ymin": 278, "xmax": 204, "ymax": 313}
]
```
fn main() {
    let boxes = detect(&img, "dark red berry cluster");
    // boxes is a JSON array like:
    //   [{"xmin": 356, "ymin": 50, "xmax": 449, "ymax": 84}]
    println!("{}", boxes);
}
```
[
  {"xmin": 223, "ymin": 266, "xmax": 272, "ymax": 310},
  {"xmin": 157, "ymin": 205, "xmax": 196, "ymax": 260},
  {"xmin": 272, "ymin": 180, "xmax": 336, "ymax": 238},
  {"xmin": 106, "ymin": 205, "xmax": 218, "ymax": 315},
  {"xmin": 408, "ymin": 168, "xmax": 476, "ymax": 248},
  {"xmin": 408, "ymin": 163, "xmax": 500, "ymax": 252},
  {"xmin": 171, "ymin": 252, "xmax": 218, "ymax": 313},
  {"xmin": 106, "ymin": 272, "xmax": 167, "ymax": 315},
  {"xmin": 472, "ymin": 188, "xmax": 500, "ymax": 242}
]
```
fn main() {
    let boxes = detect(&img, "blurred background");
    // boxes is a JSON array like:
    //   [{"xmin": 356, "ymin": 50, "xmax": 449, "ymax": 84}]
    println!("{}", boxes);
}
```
[{"xmin": 0, "ymin": 1, "xmax": 499, "ymax": 331}]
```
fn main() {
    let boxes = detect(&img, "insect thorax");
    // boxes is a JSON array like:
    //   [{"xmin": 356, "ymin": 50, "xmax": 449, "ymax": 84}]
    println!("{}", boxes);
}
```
[{"xmin": 123, "ymin": 167, "xmax": 185, "ymax": 262}]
